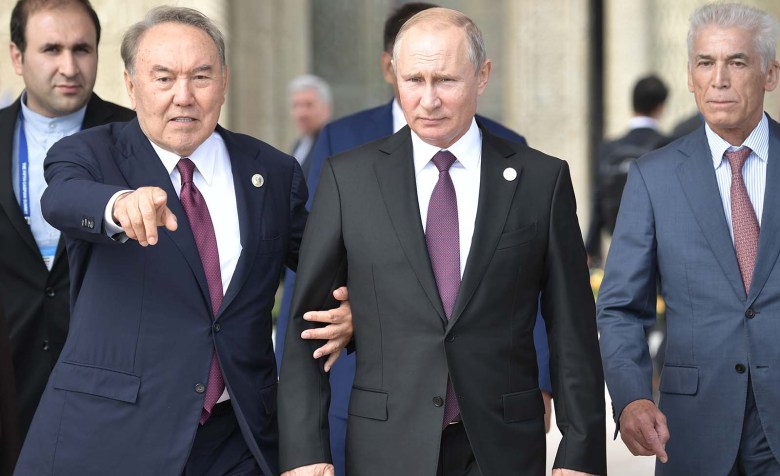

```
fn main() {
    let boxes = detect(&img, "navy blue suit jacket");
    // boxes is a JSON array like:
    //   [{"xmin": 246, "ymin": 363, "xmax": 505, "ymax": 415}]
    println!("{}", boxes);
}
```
[
  {"xmin": 15, "ymin": 119, "xmax": 307, "ymax": 476},
  {"xmin": 275, "ymin": 100, "xmax": 550, "ymax": 476}
]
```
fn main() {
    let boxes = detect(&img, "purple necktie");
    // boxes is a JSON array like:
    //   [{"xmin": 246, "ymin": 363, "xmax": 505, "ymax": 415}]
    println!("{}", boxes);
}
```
[
  {"xmin": 726, "ymin": 148, "xmax": 760, "ymax": 293},
  {"xmin": 425, "ymin": 150, "xmax": 461, "ymax": 428},
  {"xmin": 177, "ymin": 158, "xmax": 225, "ymax": 425}
]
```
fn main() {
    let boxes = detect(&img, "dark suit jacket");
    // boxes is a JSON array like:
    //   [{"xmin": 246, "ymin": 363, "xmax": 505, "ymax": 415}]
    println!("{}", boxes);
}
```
[
  {"xmin": 598, "ymin": 117, "xmax": 780, "ymax": 474},
  {"xmin": 275, "ymin": 101, "xmax": 548, "ymax": 476},
  {"xmin": 0, "ymin": 296, "xmax": 20, "ymax": 476},
  {"xmin": 278, "ymin": 126, "xmax": 605, "ymax": 475},
  {"xmin": 0, "ymin": 94, "xmax": 134, "ymax": 448},
  {"xmin": 14, "ymin": 119, "xmax": 307, "ymax": 475},
  {"xmin": 585, "ymin": 126, "xmax": 669, "ymax": 261}
]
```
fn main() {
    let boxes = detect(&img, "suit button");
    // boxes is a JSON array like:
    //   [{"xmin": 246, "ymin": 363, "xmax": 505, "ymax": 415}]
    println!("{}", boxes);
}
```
[
  {"xmin": 432, "ymin": 396, "xmax": 444, "ymax": 407},
  {"xmin": 735, "ymin": 364, "xmax": 746, "ymax": 374},
  {"xmin": 45, "ymin": 287, "xmax": 55, "ymax": 297},
  {"xmin": 745, "ymin": 308, "xmax": 756, "ymax": 319},
  {"xmin": 195, "ymin": 383, "xmax": 206, "ymax": 393},
  {"xmin": 213, "ymin": 323, "xmax": 221, "ymax": 333},
  {"xmin": 42, "ymin": 340, "xmax": 49, "ymax": 351},
  {"xmin": 445, "ymin": 333, "xmax": 455, "ymax": 343}
]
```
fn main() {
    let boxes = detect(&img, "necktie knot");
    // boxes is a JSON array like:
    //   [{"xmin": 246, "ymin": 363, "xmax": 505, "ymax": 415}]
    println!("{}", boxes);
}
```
[
  {"xmin": 177, "ymin": 157, "xmax": 196, "ymax": 185},
  {"xmin": 725, "ymin": 147, "xmax": 752, "ymax": 176},
  {"xmin": 432, "ymin": 150, "xmax": 457, "ymax": 173}
]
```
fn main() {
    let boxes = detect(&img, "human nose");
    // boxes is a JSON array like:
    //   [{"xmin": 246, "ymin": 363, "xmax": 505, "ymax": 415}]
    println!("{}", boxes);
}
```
[
  {"xmin": 419, "ymin": 83, "xmax": 441, "ymax": 110},
  {"xmin": 173, "ymin": 78, "xmax": 194, "ymax": 105},
  {"xmin": 713, "ymin": 63, "xmax": 730, "ymax": 88},
  {"xmin": 58, "ymin": 51, "xmax": 78, "ymax": 78}
]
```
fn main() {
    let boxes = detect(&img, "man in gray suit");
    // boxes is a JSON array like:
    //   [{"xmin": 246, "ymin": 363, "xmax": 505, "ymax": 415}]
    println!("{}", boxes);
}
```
[
  {"xmin": 279, "ymin": 7, "xmax": 605, "ymax": 476},
  {"xmin": 598, "ymin": 3, "xmax": 780, "ymax": 474}
]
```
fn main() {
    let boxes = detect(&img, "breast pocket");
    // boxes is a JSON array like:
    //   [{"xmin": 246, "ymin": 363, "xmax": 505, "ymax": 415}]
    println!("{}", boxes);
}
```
[{"xmin": 496, "ymin": 222, "xmax": 537, "ymax": 250}]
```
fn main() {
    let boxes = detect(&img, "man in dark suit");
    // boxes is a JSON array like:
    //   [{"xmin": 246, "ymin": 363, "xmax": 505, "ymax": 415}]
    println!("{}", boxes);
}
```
[
  {"xmin": 598, "ymin": 3, "xmax": 780, "ymax": 474},
  {"xmin": 585, "ymin": 74, "xmax": 669, "ymax": 263},
  {"xmin": 15, "ymin": 6, "xmax": 351, "ymax": 475},
  {"xmin": 275, "ymin": 6, "xmax": 552, "ymax": 474},
  {"xmin": 0, "ymin": 0, "xmax": 135, "ymax": 453},
  {"xmin": 288, "ymin": 74, "xmax": 332, "ymax": 179},
  {"xmin": 279, "ymin": 8, "xmax": 605, "ymax": 476}
]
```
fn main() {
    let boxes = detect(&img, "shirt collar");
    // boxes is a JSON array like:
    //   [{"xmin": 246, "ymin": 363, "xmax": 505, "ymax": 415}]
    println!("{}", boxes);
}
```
[
  {"xmin": 412, "ymin": 118, "xmax": 481, "ymax": 175},
  {"xmin": 391, "ymin": 97, "xmax": 406, "ymax": 134},
  {"xmin": 149, "ymin": 132, "xmax": 222, "ymax": 186},
  {"xmin": 627, "ymin": 115, "xmax": 659, "ymax": 131},
  {"xmin": 707, "ymin": 113, "xmax": 769, "ymax": 170},
  {"xmin": 20, "ymin": 90, "xmax": 86, "ymax": 134}
]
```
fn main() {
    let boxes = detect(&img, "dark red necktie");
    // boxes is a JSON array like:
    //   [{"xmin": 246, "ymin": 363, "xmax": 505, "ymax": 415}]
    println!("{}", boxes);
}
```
[
  {"xmin": 425, "ymin": 150, "xmax": 461, "ymax": 428},
  {"xmin": 726, "ymin": 147, "xmax": 760, "ymax": 293},
  {"xmin": 177, "ymin": 158, "xmax": 225, "ymax": 425}
]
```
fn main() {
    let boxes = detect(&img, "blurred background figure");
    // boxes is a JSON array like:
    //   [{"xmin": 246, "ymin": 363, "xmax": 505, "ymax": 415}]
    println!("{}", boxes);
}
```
[
  {"xmin": 586, "ymin": 74, "xmax": 670, "ymax": 265},
  {"xmin": 0, "ymin": 1, "xmax": 134, "ymax": 467},
  {"xmin": 288, "ymin": 74, "xmax": 332, "ymax": 178}
]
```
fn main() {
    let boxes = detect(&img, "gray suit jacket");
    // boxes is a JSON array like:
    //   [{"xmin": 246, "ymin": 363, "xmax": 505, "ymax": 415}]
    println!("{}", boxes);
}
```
[
  {"xmin": 598, "ymin": 115, "xmax": 780, "ymax": 474},
  {"xmin": 278, "ymin": 126, "xmax": 605, "ymax": 476}
]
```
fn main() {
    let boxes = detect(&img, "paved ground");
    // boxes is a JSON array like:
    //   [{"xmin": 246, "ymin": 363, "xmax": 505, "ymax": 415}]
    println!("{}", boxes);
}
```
[{"xmin": 544, "ymin": 388, "xmax": 656, "ymax": 475}]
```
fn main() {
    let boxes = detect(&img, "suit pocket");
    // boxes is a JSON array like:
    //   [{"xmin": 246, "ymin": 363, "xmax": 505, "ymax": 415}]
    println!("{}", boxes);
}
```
[
  {"xmin": 659, "ymin": 365, "xmax": 699, "ymax": 395},
  {"xmin": 52, "ymin": 361, "xmax": 141, "ymax": 403},
  {"xmin": 348, "ymin": 386, "xmax": 388, "ymax": 421},
  {"xmin": 496, "ymin": 223, "xmax": 536, "ymax": 250},
  {"xmin": 258, "ymin": 235, "xmax": 283, "ymax": 254},
  {"xmin": 259, "ymin": 382, "xmax": 277, "ymax": 415},
  {"xmin": 502, "ymin": 388, "xmax": 544, "ymax": 422}
]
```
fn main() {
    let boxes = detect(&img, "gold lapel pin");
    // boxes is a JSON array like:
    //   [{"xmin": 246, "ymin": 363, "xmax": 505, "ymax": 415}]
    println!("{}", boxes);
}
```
[
  {"xmin": 503, "ymin": 167, "xmax": 517, "ymax": 181},
  {"xmin": 252, "ymin": 174, "xmax": 264, "ymax": 188}
]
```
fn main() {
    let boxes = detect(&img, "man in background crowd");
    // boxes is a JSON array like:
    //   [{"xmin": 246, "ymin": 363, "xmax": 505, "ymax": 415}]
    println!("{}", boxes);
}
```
[
  {"xmin": 288, "ymin": 74, "xmax": 332, "ymax": 178},
  {"xmin": 0, "ymin": 1, "xmax": 134, "ymax": 463}
]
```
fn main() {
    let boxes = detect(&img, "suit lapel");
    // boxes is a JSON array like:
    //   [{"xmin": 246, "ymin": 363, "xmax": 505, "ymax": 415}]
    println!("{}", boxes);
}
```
[
  {"xmin": 216, "ymin": 127, "xmax": 264, "ymax": 319},
  {"xmin": 676, "ymin": 130, "xmax": 746, "ymax": 301},
  {"xmin": 0, "ymin": 98, "xmax": 43, "ymax": 260},
  {"xmin": 116, "ymin": 120, "xmax": 212, "ymax": 313},
  {"xmin": 747, "ymin": 118, "xmax": 780, "ymax": 302},
  {"xmin": 448, "ymin": 130, "xmax": 519, "ymax": 329},
  {"xmin": 374, "ymin": 128, "xmax": 447, "ymax": 323}
]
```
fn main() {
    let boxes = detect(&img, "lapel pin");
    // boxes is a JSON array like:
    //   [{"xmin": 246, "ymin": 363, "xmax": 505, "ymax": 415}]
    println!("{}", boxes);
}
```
[
  {"xmin": 503, "ymin": 167, "xmax": 517, "ymax": 181},
  {"xmin": 251, "ymin": 174, "xmax": 264, "ymax": 188}
]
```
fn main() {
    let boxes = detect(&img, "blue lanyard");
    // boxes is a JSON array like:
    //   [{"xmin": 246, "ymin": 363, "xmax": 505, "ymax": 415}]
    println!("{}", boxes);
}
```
[{"xmin": 17, "ymin": 110, "xmax": 30, "ymax": 225}]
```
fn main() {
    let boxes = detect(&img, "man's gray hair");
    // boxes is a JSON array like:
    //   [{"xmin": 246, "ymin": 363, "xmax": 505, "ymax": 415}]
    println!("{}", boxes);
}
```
[
  {"xmin": 688, "ymin": 3, "xmax": 778, "ymax": 73},
  {"xmin": 288, "ymin": 74, "xmax": 333, "ymax": 105},
  {"xmin": 121, "ymin": 6, "xmax": 226, "ymax": 76},
  {"xmin": 391, "ymin": 7, "xmax": 487, "ymax": 75}
]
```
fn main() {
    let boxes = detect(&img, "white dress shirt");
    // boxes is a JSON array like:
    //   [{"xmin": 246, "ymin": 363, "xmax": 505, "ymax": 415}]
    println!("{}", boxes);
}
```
[
  {"xmin": 707, "ymin": 113, "xmax": 768, "ymax": 243},
  {"xmin": 413, "ymin": 119, "xmax": 482, "ymax": 278},
  {"xmin": 12, "ymin": 93, "xmax": 85, "ymax": 269}
]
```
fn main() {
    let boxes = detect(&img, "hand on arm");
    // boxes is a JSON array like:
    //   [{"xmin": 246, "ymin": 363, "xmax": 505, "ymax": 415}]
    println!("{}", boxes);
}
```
[
  {"xmin": 281, "ymin": 463, "xmax": 334, "ymax": 476},
  {"xmin": 542, "ymin": 390, "xmax": 552, "ymax": 433},
  {"xmin": 300, "ymin": 286, "xmax": 353, "ymax": 372},
  {"xmin": 112, "ymin": 187, "xmax": 177, "ymax": 246},
  {"xmin": 619, "ymin": 399, "xmax": 669, "ymax": 463}
]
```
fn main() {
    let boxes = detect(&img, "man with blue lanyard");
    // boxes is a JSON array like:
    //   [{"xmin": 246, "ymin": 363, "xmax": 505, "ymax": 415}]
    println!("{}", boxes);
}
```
[{"xmin": 0, "ymin": 0, "xmax": 134, "ymax": 463}]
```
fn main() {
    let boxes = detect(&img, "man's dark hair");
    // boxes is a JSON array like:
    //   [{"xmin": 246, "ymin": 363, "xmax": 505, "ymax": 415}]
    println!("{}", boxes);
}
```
[
  {"xmin": 383, "ymin": 2, "xmax": 437, "ymax": 53},
  {"xmin": 10, "ymin": 0, "xmax": 101, "ymax": 53},
  {"xmin": 632, "ymin": 75, "xmax": 668, "ymax": 116}
]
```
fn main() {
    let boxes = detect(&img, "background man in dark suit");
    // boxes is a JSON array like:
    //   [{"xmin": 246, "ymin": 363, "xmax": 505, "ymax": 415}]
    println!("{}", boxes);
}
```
[
  {"xmin": 0, "ymin": 0, "xmax": 134, "ymax": 456},
  {"xmin": 275, "ymin": 6, "xmax": 552, "ymax": 474},
  {"xmin": 598, "ymin": 3, "xmax": 780, "ymax": 474},
  {"xmin": 14, "ymin": 6, "xmax": 351, "ymax": 475},
  {"xmin": 288, "ymin": 74, "xmax": 332, "ymax": 179},
  {"xmin": 585, "ymin": 74, "xmax": 670, "ymax": 264},
  {"xmin": 279, "ymin": 8, "xmax": 604, "ymax": 476}
]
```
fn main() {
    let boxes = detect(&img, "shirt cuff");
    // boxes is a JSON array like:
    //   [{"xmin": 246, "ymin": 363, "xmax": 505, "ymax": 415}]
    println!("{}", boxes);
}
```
[{"xmin": 105, "ymin": 190, "xmax": 133, "ymax": 242}]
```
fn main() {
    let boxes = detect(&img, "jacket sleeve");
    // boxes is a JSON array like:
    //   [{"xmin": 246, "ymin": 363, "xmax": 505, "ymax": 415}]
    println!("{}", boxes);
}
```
[
  {"xmin": 542, "ymin": 161, "xmax": 607, "ymax": 475},
  {"xmin": 278, "ymin": 158, "xmax": 347, "ymax": 472}
]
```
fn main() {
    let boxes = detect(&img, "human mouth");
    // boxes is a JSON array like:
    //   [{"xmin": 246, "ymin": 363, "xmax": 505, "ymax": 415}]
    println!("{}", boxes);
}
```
[
  {"xmin": 171, "ymin": 117, "xmax": 197, "ymax": 123},
  {"xmin": 56, "ymin": 84, "xmax": 82, "ymax": 95}
]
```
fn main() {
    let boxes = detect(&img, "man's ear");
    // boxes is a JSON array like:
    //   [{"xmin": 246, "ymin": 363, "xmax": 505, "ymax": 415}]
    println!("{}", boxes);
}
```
[
  {"xmin": 123, "ymin": 70, "xmax": 137, "ymax": 110},
  {"xmin": 10, "ymin": 42, "xmax": 24, "ymax": 76}
]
